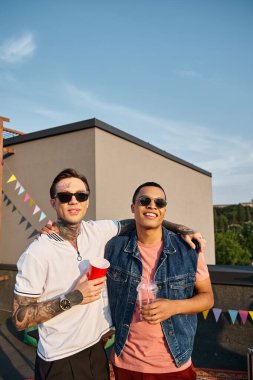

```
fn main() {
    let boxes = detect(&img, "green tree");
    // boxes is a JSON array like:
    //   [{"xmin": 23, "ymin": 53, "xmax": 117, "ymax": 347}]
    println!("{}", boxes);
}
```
[
  {"xmin": 245, "ymin": 207, "xmax": 251, "ymax": 222},
  {"xmin": 215, "ymin": 232, "xmax": 251, "ymax": 265},
  {"xmin": 225, "ymin": 207, "xmax": 237, "ymax": 225},
  {"xmin": 213, "ymin": 208, "xmax": 218, "ymax": 232},
  {"xmin": 242, "ymin": 220, "xmax": 253, "ymax": 237},
  {"xmin": 228, "ymin": 224, "xmax": 242, "ymax": 235},
  {"xmin": 214, "ymin": 204, "xmax": 253, "ymax": 265},
  {"xmin": 237, "ymin": 205, "xmax": 246, "ymax": 224},
  {"xmin": 241, "ymin": 221, "xmax": 253, "ymax": 260},
  {"xmin": 216, "ymin": 214, "xmax": 228, "ymax": 232}
]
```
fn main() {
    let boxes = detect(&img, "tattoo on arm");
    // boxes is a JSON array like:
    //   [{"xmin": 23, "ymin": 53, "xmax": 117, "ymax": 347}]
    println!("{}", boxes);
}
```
[
  {"xmin": 12, "ymin": 294, "xmax": 61, "ymax": 331},
  {"xmin": 12, "ymin": 290, "xmax": 83, "ymax": 331},
  {"xmin": 67, "ymin": 290, "xmax": 83, "ymax": 305},
  {"xmin": 118, "ymin": 219, "xmax": 136, "ymax": 235},
  {"xmin": 162, "ymin": 220, "xmax": 195, "ymax": 235}
]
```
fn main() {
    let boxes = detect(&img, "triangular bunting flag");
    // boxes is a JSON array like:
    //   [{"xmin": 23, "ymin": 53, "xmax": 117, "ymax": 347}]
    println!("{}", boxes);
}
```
[
  {"xmin": 19, "ymin": 216, "xmax": 26, "ymax": 225},
  {"xmin": 28, "ymin": 229, "xmax": 39, "ymax": 239},
  {"xmin": 202, "ymin": 310, "xmax": 210, "ymax": 320},
  {"xmin": 6, "ymin": 198, "xmax": 11, "ymax": 206},
  {"xmin": 47, "ymin": 220, "xmax": 53, "ymax": 226},
  {"xmin": 39, "ymin": 212, "xmax": 47, "ymax": 222},
  {"xmin": 24, "ymin": 193, "xmax": 30, "ymax": 202},
  {"xmin": 212, "ymin": 308, "xmax": 222, "ymax": 322},
  {"xmin": 33, "ymin": 205, "xmax": 40, "ymax": 215},
  {"xmin": 18, "ymin": 186, "xmax": 25, "ymax": 195},
  {"xmin": 238, "ymin": 310, "xmax": 248, "ymax": 324},
  {"xmin": 15, "ymin": 181, "xmax": 21, "ymax": 190},
  {"xmin": 29, "ymin": 198, "xmax": 35, "ymax": 207},
  {"xmin": 228, "ymin": 310, "xmax": 238, "ymax": 324},
  {"xmin": 12, "ymin": 205, "xmax": 17, "ymax": 213},
  {"xmin": 26, "ymin": 222, "xmax": 32, "ymax": 230},
  {"xmin": 249, "ymin": 311, "xmax": 253, "ymax": 321},
  {"xmin": 3, "ymin": 194, "xmax": 8, "ymax": 203},
  {"xmin": 7, "ymin": 174, "xmax": 16, "ymax": 183}
]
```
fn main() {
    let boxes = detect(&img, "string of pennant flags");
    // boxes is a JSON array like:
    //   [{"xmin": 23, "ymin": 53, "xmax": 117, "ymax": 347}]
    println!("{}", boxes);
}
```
[
  {"xmin": 201, "ymin": 308, "xmax": 253, "ymax": 325},
  {"xmin": 3, "ymin": 164, "xmax": 52, "ymax": 226},
  {"xmin": 6, "ymin": 173, "xmax": 48, "ymax": 223},
  {"xmin": 2, "ymin": 192, "xmax": 40, "ymax": 239}
]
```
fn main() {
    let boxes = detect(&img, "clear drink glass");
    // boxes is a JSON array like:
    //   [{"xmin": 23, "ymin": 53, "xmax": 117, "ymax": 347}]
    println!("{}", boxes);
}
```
[{"xmin": 136, "ymin": 281, "xmax": 158, "ymax": 320}]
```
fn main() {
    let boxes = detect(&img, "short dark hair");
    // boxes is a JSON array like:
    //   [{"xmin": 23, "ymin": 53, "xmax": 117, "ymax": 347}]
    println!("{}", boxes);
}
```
[
  {"xmin": 132, "ymin": 182, "xmax": 166, "ymax": 204},
  {"xmin": 50, "ymin": 168, "xmax": 90, "ymax": 199}
]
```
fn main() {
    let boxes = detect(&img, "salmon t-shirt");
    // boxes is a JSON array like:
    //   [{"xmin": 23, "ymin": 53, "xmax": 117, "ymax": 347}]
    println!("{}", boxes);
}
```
[{"xmin": 111, "ymin": 240, "xmax": 209, "ymax": 373}]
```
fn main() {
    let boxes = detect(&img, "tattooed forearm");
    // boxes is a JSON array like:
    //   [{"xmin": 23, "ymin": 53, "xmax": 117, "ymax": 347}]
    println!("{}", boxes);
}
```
[
  {"xmin": 67, "ymin": 290, "xmax": 83, "ymax": 305},
  {"xmin": 162, "ymin": 220, "xmax": 195, "ymax": 235},
  {"xmin": 12, "ymin": 290, "xmax": 83, "ymax": 331},
  {"xmin": 12, "ymin": 295, "xmax": 61, "ymax": 331}
]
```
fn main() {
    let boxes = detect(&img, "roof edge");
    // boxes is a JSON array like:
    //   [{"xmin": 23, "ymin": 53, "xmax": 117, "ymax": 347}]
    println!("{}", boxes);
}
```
[
  {"xmin": 94, "ymin": 118, "xmax": 211, "ymax": 177},
  {"xmin": 3, "ymin": 117, "xmax": 212, "ymax": 177}
]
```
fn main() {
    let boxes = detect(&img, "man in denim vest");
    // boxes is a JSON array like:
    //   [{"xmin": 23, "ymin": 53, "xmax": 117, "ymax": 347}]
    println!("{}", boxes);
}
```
[{"xmin": 106, "ymin": 182, "xmax": 214, "ymax": 380}]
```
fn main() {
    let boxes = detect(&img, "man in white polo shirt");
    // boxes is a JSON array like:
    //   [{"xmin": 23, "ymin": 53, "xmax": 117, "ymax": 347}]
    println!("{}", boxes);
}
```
[
  {"xmin": 13, "ymin": 168, "xmax": 118, "ymax": 379},
  {"xmin": 12, "ymin": 168, "xmax": 206, "ymax": 380}
]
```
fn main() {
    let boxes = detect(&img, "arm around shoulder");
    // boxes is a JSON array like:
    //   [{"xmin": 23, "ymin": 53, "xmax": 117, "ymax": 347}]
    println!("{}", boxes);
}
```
[{"xmin": 162, "ymin": 219, "xmax": 206, "ymax": 253}]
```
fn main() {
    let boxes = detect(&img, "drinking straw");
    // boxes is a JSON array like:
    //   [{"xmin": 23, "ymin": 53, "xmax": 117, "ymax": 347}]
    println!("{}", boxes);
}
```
[{"xmin": 147, "ymin": 268, "xmax": 151, "ymax": 303}]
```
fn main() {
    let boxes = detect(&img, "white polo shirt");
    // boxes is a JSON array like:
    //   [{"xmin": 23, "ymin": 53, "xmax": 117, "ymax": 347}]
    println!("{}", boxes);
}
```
[{"xmin": 14, "ymin": 220, "xmax": 119, "ymax": 361}]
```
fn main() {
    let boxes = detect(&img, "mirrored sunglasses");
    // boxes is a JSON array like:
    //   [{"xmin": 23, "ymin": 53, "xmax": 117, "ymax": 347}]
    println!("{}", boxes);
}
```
[
  {"xmin": 138, "ymin": 196, "xmax": 167, "ymax": 209},
  {"xmin": 55, "ymin": 192, "xmax": 89, "ymax": 203}
]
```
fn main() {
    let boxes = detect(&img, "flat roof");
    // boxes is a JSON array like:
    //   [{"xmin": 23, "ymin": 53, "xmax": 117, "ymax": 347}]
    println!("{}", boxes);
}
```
[{"xmin": 3, "ymin": 117, "xmax": 212, "ymax": 177}]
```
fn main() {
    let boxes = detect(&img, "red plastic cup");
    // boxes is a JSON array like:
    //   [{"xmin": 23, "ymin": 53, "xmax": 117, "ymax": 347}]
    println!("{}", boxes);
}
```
[{"xmin": 88, "ymin": 257, "xmax": 110, "ymax": 280}]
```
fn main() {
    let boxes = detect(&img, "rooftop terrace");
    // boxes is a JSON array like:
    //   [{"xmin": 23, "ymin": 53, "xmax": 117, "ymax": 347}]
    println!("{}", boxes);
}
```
[{"xmin": 0, "ymin": 265, "xmax": 252, "ymax": 379}]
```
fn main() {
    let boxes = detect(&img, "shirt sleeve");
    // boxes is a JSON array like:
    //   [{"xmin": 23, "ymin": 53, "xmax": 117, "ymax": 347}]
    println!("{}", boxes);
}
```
[
  {"xmin": 14, "ymin": 250, "xmax": 48, "ymax": 297},
  {"xmin": 196, "ymin": 251, "xmax": 210, "ymax": 282},
  {"xmin": 90, "ymin": 220, "xmax": 120, "ymax": 241}
]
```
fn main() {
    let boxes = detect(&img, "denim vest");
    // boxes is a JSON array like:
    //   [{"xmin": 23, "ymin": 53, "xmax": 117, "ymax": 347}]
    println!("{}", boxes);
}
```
[{"xmin": 105, "ymin": 227, "xmax": 198, "ymax": 368}]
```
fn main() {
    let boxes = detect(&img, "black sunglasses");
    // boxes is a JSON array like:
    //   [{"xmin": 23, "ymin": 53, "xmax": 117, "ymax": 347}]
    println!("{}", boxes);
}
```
[
  {"xmin": 55, "ymin": 192, "xmax": 90, "ymax": 203},
  {"xmin": 137, "ymin": 196, "xmax": 167, "ymax": 209}
]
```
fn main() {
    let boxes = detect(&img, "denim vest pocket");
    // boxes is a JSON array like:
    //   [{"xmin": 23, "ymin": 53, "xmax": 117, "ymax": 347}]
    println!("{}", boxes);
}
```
[
  {"xmin": 168, "ymin": 273, "xmax": 196, "ymax": 299},
  {"xmin": 107, "ymin": 267, "xmax": 129, "ymax": 285}
]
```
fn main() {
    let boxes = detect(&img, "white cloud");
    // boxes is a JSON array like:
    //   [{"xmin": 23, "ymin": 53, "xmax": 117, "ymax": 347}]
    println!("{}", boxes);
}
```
[
  {"xmin": 177, "ymin": 69, "xmax": 203, "ymax": 79},
  {"xmin": 0, "ymin": 33, "xmax": 36, "ymax": 63},
  {"xmin": 52, "ymin": 84, "xmax": 253, "ymax": 203},
  {"xmin": 33, "ymin": 107, "xmax": 71, "ymax": 123}
]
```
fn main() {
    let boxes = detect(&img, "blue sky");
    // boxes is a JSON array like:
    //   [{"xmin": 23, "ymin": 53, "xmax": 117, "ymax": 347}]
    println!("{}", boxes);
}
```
[{"xmin": 0, "ymin": 0, "xmax": 252, "ymax": 204}]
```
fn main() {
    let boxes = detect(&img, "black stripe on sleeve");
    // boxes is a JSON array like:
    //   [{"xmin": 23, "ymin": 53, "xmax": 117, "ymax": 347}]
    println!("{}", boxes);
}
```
[{"xmin": 14, "ymin": 288, "xmax": 41, "ymax": 296}]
